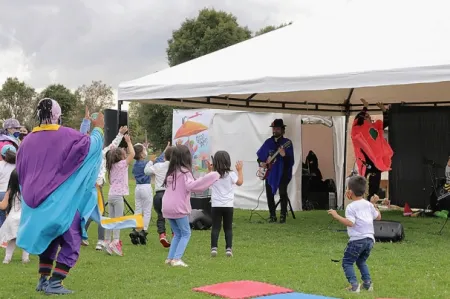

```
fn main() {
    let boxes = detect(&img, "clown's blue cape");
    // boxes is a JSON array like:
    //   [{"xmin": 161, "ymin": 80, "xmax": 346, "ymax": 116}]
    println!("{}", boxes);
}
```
[
  {"xmin": 17, "ymin": 126, "xmax": 142, "ymax": 255},
  {"xmin": 91, "ymin": 187, "xmax": 143, "ymax": 230}
]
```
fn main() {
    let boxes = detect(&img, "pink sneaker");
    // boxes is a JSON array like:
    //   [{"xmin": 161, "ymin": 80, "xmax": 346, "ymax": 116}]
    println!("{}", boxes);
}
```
[
  {"xmin": 103, "ymin": 241, "xmax": 113, "ymax": 255},
  {"xmin": 110, "ymin": 240, "xmax": 123, "ymax": 256}
]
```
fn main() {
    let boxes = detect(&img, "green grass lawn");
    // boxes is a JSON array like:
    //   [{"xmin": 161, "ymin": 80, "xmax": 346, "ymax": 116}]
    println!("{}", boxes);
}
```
[{"xmin": 1, "ymin": 180, "xmax": 450, "ymax": 298}]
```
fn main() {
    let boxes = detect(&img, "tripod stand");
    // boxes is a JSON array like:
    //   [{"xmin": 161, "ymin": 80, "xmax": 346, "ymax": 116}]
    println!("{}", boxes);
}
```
[
  {"xmin": 423, "ymin": 158, "xmax": 446, "ymax": 215},
  {"xmin": 275, "ymin": 196, "xmax": 296, "ymax": 219},
  {"xmin": 438, "ymin": 216, "xmax": 449, "ymax": 235},
  {"xmin": 104, "ymin": 196, "xmax": 135, "ymax": 216},
  {"xmin": 249, "ymin": 179, "xmax": 296, "ymax": 222}
]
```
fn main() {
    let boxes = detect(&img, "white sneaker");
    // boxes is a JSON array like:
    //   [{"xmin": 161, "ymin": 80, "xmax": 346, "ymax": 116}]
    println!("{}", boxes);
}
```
[
  {"xmin": 2, "ymin": 258, "xmax": 11, "ymax": 264},
  {"xmin": 211, "ymin": 248, "xmax": 218, "ymax": 257},
  {"xmin": 95, "ymin": 241, "xmax": 104, "ymax": 251},
  {"xmin": 226, "ymin": 248, "xmax": 233, "ymax": 257},
  {"xmin": 81, "ymin": 240, "xmax": 89, "ymax": 246},
  {"xmin": 171, "ymin": 260, "xmax": 188, "ymax": 267}
]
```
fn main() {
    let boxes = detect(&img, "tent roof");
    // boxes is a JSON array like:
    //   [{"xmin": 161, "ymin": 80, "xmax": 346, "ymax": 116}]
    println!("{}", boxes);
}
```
[{"xmin": 118, "ymin": 0, "xmax": 450, "ymax": 115}]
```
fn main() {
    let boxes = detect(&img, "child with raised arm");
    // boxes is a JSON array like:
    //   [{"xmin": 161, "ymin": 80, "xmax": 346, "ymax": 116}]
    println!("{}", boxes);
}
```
[
  {"xmin": 129, "ymin": 143, "xmax": 153, "ymax": 245},
  {"xmin": 104, "ymin": 134, "xmax": 135, "ymax": 256},
  {"xmin": 208, "ymin": 151, "xmax": 243, "ymax": 257},
  {"xmin": 80, "ymin": 107, "xmax": 127, "ymax": 250},
  {"xmin": 327, "ymin": 175, "xmax": 381, "ymax": 293},
  {"xmin": 145, "ymin": 143, "xmax": 173, "ymax": 247},
  {"xmin": 162, "ymin": 145, "xmax": 220, "ymax": 267}
]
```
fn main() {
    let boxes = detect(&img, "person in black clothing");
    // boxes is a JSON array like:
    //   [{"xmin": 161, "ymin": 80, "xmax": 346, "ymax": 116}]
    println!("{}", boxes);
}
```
[
  {"xmin": 353, "ymin": 99, "xmax": 390, "ymax": 201},
  {"xmin": 256, "ymin": 119, "xmax": 295, "ymax": 223}
]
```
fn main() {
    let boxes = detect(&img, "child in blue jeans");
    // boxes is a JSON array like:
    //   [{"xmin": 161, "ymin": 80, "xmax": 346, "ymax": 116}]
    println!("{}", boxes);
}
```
[{"xmin": 327, "ymin": 175, "xmax": 381, "ymax": 293}]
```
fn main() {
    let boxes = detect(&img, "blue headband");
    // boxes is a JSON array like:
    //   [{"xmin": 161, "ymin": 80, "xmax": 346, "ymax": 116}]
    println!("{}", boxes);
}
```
[{"xmin": 1, "ymin": 144, "xmax": 16, "ymax": 157}]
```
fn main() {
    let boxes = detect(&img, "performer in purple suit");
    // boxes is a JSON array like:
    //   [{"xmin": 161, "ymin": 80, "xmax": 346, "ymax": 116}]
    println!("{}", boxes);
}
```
[{"xmin": 16, "ymin": 98, "xmax": 105, "ymax": 295}]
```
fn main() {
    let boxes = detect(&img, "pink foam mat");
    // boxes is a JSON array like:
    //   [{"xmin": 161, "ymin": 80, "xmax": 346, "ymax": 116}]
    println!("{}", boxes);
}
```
[{"xmin": 193, "ymin": 280, "xmax": 294, "ymax": 299}]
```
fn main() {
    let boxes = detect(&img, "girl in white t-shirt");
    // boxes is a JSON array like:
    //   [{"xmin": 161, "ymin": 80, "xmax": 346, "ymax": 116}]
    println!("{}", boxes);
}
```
[
  {"xmin": 208, "ymin": 151, "xmax": 243, "ymax": 257},
  {"xmin": 0, "ymin": 145, "xmax": 17, "ymax": 231}
]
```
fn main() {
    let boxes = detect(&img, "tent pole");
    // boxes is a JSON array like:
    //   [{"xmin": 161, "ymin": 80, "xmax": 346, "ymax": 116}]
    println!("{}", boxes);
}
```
[{"xmin": 341, "ymin": 88, "xmax": 354, "ymax": 209}]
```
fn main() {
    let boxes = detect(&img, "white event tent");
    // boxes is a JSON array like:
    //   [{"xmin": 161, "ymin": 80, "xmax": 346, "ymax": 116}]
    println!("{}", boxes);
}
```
[
  {"xmin": 118, "ymin": 0, "xmax": 450, "ymax": 208},
  {"xmin": 119, "ymin": 0, "xmax": 450, "ymax": 114}
]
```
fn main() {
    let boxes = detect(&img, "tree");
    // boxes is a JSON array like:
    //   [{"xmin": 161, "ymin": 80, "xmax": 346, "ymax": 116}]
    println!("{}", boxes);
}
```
[
  {"xmin": 0, "ymin": 77, "xmax": 36, "ymax": 127},
  {"xmin": 75, "ymin": 80, "xmax": 114, "ymax": 113},
  {"xmin": 254, "ymin": 22, "xmax": 292, "ymax": 37},
  {"xmin": 166, "ymin": 8, "xmax": 252, "ymax": 67},
  {"xmin": 128, "ymin": 102, "xmax": 148, "ymax": 145},
  {"xmin": 136, "ymin": 8, "xmax": 252, "ymax": 150},
  {"xmin": 129, "ymin": 102, "xmax": 172, "ymax": 151},
  {"xmin": 40, "ymin": 84, "xmax": 80, "ymax": 128}
]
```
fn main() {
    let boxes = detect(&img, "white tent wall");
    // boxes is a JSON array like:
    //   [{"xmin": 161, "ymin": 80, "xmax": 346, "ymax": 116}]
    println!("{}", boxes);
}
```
[
  {"xmin": 173, "ymin": 108, "xmax": 347, "ymax": 210},
  {"xmin": 332, "ymin": 116, "xmax": 346, "ymax": 208},
  {"xmin": 209, "ymin": 112, "xmax": 303, "ymax": 211},
  {"xmin": 301, "ymin": 116, "xmax": 346, "ymax": 208}
]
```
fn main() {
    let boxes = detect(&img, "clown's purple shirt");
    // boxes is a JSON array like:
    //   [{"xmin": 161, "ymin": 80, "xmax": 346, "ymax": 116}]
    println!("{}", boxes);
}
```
[{"xmin": 16, "ymin": 126, "xmax": 90, "ymax": 208}]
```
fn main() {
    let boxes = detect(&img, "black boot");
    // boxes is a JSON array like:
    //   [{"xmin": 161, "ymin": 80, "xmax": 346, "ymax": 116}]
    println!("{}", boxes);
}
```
[
  {"xmin": 268, "ymin": 216, "xmax": 277, "ymax": 223},
  {"xmin": 129, "ymin": 229, "xmax": 139, "ymax": 245},
  {"xmin": 138, "ymin": 230, "xmax": 148, "ymax": 245},
  {"xmin": 280, "ymin": 214, "xmax": 286, "ymax": 224}
]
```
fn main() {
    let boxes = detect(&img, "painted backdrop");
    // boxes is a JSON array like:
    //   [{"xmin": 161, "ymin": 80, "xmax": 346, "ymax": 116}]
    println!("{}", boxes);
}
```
[{"xmin": 172, "ymin": 109, "xmax": 214, "ymax": 180}]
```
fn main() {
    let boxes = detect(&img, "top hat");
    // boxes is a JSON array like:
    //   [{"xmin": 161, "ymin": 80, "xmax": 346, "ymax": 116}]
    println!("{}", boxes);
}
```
[{"xmin": 270, "ymin": 119, "xmax": 286, "ymax": 128}]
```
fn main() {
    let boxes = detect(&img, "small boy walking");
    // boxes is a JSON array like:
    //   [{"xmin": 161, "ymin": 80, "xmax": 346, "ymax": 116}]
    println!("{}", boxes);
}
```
[{"xmin": 327, "ymin": 175, "xmax": 381, "ymax": 293}]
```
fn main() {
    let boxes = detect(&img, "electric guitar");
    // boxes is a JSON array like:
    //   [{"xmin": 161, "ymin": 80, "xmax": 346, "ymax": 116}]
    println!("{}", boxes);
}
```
[{"xmin": 257, "ymin": 140, "xmax": 292, "ymax": 180}]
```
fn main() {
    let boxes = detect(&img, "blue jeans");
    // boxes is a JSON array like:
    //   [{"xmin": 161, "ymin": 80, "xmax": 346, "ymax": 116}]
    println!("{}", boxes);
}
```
[
  {"xmin": 0, "ymin": 192, "xmax": 5, "ymax": 228},
  {"xmin": 342, "ymin": 238, "xmax": 374, "ymax": 285},
  {"xmin": 167, "ymin": 216, "xmax": 191, "ymax": 260}
]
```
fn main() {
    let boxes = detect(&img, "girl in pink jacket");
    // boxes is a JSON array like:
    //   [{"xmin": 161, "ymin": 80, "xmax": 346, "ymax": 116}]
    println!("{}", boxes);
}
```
[{"xmin": 162, "ymin": 145, "xmax": 220, "ymax": 267}]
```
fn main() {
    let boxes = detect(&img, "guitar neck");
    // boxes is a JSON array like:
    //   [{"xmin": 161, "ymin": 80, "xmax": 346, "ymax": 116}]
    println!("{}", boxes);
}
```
[{"xmin": 267, "ymin": 141, "xmax": 291, "ymax": 164}]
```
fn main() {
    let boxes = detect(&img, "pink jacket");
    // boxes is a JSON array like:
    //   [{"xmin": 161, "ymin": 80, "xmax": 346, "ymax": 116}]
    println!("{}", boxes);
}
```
[{"xmin": 162, "ymin": 168, "xmax": 220, "ymax": 219}]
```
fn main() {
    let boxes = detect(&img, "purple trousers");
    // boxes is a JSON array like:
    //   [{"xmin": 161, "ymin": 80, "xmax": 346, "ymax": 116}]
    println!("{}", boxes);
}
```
[{"xmin": 39, "ymin": 211, "xmax": 82, "ymax": 268}]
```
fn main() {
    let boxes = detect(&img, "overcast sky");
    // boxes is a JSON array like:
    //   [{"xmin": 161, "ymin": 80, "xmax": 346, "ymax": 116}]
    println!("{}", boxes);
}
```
[{"xmin": 0, "ymin": 0, "xmax": 348, "ymax": 107}]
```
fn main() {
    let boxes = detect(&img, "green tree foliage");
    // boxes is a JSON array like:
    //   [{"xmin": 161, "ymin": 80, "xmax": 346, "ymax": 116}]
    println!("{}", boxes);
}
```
[
  {"xmin": 166, "ymin": 8, "xmax": 252, "ymax": 67},
  {"xmin": 129, "ymin": 102, "xmax": 172, "ymax": 151},
  {"xmin": 75, "ymin": 80, "xmax": 114, "ymax": 112},
  {"xmin": 254, "ymin": 22, "xmax": 292, "ymax": 37},
  {"xmin": 0, "ymin": 77, "xmax": 36, "ymax": 128}
]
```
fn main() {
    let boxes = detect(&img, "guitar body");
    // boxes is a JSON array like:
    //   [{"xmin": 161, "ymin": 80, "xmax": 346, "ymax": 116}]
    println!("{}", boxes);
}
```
[{"xmin": 257, "ymin": 140, "xmax": 292, "ymax": 180}]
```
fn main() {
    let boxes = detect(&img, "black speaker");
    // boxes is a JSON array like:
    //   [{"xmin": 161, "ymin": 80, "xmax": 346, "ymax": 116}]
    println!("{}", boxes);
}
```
[
  {"xmin": 373, "ymin": 220, "xmax": 405, "ymax": 242},
  {"xmin": 189, "ymin": 196, "xmax": 212, "ymax": 230},
  {"xmin": 104, "ymin": 109, "xmax": 128, "ymax": 147}
]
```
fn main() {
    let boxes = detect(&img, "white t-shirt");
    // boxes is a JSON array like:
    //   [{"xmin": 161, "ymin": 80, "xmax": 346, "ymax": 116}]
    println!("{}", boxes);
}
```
[
  {"xmin": 145, "ymin": 161, "xmax": 170, "ymax": 192},
  {"xmin": 345, "ymin": 199, "xmax": 379, "ymax": 241},
  {"xmin": 0, "ymin": 161, "xmax": 15, "ymax": 192},
  {"xmin": 211, "ymin": 172, "xmax": 238, "ymax": 208}
]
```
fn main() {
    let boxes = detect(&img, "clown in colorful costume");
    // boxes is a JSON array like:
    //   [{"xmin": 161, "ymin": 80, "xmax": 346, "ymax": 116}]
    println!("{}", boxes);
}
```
[
  {"xmin": 257, "ymin": 119, "xmax": 294, "ymax": 223},
  {"xmin": 351, "ymin": 99, "xmax": 393, "ymax": 200},
  {"xmin": 15, "ymin": 98, "xmax": 103, "ymax": 295}
]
